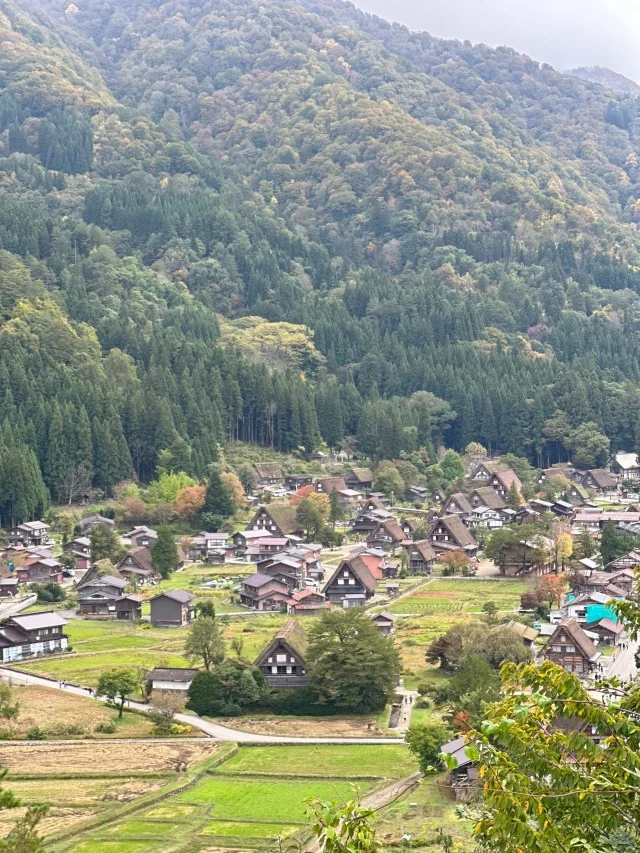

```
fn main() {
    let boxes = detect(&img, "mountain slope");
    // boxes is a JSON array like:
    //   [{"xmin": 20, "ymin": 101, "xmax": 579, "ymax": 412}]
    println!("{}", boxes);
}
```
[
  {"xmin": 34, "ymin": 0, "xmax": 640, "ymax": 264},
  {"xmin": 1, "ymin": 0, "xmax": 640, "ymax": 515},
  {"xmin": 567, "ymin": 66, "xmax": 640, "ymax": 96}
]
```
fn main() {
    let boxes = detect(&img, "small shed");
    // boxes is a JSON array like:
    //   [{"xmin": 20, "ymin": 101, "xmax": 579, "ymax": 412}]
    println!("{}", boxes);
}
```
[{"xmin": 147, "ymin": 668, "xmax": 199, "ymax": 693}]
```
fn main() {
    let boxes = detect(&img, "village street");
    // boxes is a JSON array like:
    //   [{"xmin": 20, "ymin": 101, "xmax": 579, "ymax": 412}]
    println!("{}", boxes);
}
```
[{"xmin": 603, "ymin": 637, "xmax": 638, "ymax": 683}]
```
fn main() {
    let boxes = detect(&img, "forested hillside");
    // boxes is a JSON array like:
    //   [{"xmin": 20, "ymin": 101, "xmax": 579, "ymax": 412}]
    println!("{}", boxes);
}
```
[
  {"xmin": 3, "ymin": 0, "xmax": 640, "ymax": 518},
  {"xmin": 567, "ymin": 66, "xmax": 640, "ymax": 96}
]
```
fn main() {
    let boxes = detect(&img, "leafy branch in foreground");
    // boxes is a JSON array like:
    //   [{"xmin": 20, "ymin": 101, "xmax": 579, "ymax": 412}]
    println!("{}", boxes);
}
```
[
  {"xmin": 464, "ymin": 660, "xmax": 640, "ymax": 853},
  {"xmin": 306, "ymin": 799, "xmax": 381, "ymax": 853}
]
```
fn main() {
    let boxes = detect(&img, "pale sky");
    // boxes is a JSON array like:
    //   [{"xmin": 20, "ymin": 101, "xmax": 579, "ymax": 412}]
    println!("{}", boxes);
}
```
[{"xmin": 351, "ymin": 0, "xmax": 640, "ymax": 82}]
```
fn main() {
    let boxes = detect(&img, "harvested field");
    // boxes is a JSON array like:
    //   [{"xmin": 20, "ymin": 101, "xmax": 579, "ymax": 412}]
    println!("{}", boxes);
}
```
[
  {"xmin": 210, "ymin": 715, "xmax": 390, "ymax": 738},
  {"xmin": 1, "ymin": 740, "xmax": 219, "ymax": 776},
  {"xmin": 3, "ymin": 684, "xmax": 154, "ymax": 739},
  {"xmin": 0, "ymin": 805, "xmax": 106, "ymax": 839},
  {"xmin": 10, "ymin": 778, "xmax": 165, "ymax": 807}
]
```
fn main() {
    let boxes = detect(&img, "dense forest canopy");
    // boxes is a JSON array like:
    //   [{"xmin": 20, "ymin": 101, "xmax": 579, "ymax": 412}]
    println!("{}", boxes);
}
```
[{"xmin": 2, "ymin": 0, "xmax": 640, "ymax": 517}]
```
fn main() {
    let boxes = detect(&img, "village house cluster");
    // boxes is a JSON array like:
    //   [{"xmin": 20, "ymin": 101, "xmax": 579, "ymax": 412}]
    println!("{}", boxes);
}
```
[{"xmin": 1, "ymin": 452, "xmax": 639, "ymax": 669}]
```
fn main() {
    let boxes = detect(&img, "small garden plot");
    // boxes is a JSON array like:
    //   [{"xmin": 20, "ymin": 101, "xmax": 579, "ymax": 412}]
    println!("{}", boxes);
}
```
[
  {"xmin": 178, "ymin": 777, "xmax": 371, "ymax": 822},
  {"xmin": 388, "ymin": 579, "xmax": 527, "ymax": 615},
  {"xmin": 142, "ymin": 803, "xmax": 197, "ymax": 820},
  {"xmin": 107, "ymin": 819, "xmax": 180, "ymax": 837},
  {"xmin": 18, "ymin": 649, "xmax": 190, "ymax": 688},
  {"xmin": 375, "ymin": 775, "xmax": 472, "ymax": 849},
  {"xmin": 217, "ymin": 744, "xmax": 417, "ymax": 778},
  {"xmin": 221, "ymin": 615, "xmax": 288, "ymax": 661},
  {"xmin": 61, "ymin": 620, "xmax": 175, "ymax": 650},
  {"xmin": 18, "ymin": 612, "xmax": 286, "ymax": 689},
  {"xmin": 145, "ymin": 566, "xmax": 247, "ymax": 613}
]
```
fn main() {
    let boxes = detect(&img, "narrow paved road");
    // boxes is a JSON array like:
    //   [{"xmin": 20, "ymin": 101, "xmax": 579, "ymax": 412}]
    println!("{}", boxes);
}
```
[
  {"xmin": 0, "ymin": 595, "xmax": 37, "ymax": 619},
  {"xmin": 0, "ymin": 668, "xmax": 405, "ymax": 745},
  {"xmin": 603, "ymin": 638, "xmax": 638, "ymax": 683},
  {"xmin": 393, "ymin": 688, "xmax": 420, "ymax": 733}
]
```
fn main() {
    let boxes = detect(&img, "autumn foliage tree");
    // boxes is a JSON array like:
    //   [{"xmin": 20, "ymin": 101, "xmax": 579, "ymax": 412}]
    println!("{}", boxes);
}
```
[
  {"xmin": 441, "ymin": 550, "xmax": 469, "ymax": 575},
  {"xmin": 221, "ymin": 472, "xmax": 246, "ymax": 509},
  {"xmin": 534, "ymin": 574, "xmax": 568, "ymax": 608},
  {"xmin": 175, "ymin": 485, "xmax": 206, "ymax": 519}
]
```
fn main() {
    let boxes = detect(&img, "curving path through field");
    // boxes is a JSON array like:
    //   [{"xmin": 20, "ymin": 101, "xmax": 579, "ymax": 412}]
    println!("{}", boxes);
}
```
[{"xmin": 0, "ymin": 667, "xmax": 405, "ymax": 745}]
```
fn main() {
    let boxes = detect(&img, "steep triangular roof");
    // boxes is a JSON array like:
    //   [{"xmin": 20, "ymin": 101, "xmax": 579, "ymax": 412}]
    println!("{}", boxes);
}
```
[
  {"xmin": 471, "ymin": 487, "xmax": 505, "ymax": 510},
  {"xmin": 547, "ymin": 618, "xmax": 600, "ymax": 662},
  {"xmin": 444, "ymin": 492, "xmax": 473, "ymax": 514},
  {"xmin": 613, "ymin": 452, "xmax": 640, "ymax": 470},
  {"xmin": 378, "ymin": 518, "xmax": 406, "ymax": 542},
  {"xmin": 325, "ymin": 557, "xmax": 377, "ymax": 593},
  {"xmin": 252, "ymin": 504, "xmax": 301, "ymax": 536},
  {"xmin": 348, "ymin": 468, "xmax": 374, "ymax": 483},
  {"xmin": 582, "ymin": 469, "xmax": 617, "ymax": 489},
  {"xmin": 491, "ymin": 468, "xmax": 522, "ymax": 493},
  {"xmin": 254, "ymin": 619, "xmax": 308, "ymax": 666},
  {"xmin": 78, "ymin": 573, "xmax": 127, "ymax": 591},
  {"xmin": 471, "ymin": 461, "xmax": 506, "ymax": 478},
  {"xmin": 318, "ymin": 477, "xmax": 348, "ymax": 494},
  {"xmin": 430, "ymin": 516, "xmax": 478, "ymax": 549},
  {"xmin": 410, "ymin": 540, "xmax": 437, "ymax": 562},
  {"xmin": 252, "ymin": 462, "xmax": 284, "ymax": 479},
  {"xmin": 567, "ymin": 483, "xmax": 590, "ymax": 499},
  {"xmin": 117, "ymin": 547, "xmax": 155, "ymax": 574}
]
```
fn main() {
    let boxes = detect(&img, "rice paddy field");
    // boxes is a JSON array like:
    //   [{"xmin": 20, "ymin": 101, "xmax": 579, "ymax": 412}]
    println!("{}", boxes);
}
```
[{"xmin": 7, "ymin": 741, "xmax": 471, "ymax": 853}]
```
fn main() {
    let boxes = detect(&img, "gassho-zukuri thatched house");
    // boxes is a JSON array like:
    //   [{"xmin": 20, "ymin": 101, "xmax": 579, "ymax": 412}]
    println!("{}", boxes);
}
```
[{"xmin": 254, "ymin": 620, "xmax": 309, "ymax": 688}]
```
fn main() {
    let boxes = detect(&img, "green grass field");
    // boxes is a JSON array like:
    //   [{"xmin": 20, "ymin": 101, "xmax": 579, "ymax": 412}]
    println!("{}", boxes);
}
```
[
  {"xmin": 200, "ymin": 820, "xmax": 298, "ymax": 837},
  {"xmin": 216, "ymin": 744, "xmax": 418, "ymax": 778},
  {"xmin": 178, "ymin": 776, "xmax": 369, "ymax": 821},
  {"xmin": 69, "ymin": 843, "xmax": 151, "ymax": 853},
  {"xmin": 16, "ymin": 615, "xmax": 285, "ymax": 690}
]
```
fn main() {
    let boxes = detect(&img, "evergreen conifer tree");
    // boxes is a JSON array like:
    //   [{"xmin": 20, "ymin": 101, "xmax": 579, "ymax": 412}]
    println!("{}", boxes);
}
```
[{"xmin": 151, "ymin": 527, "xmax": 179, "ymax": 579}]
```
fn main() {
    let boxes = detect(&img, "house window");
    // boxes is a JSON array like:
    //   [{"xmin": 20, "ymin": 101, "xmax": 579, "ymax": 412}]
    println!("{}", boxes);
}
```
[
  {"xmin": 338, "ymin": 579, "xmax": 344, "ymax": 585},
  {"xmin": 566, "ymin": 645, "xmax": 575, "ymax": 653},
  {"xmin": 552, "ymin": 645, "xmax": 562, "ymax": 653},
  {"xmin": 348, "ymin": 579, "xmax": 355, "ymax": 585}
]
